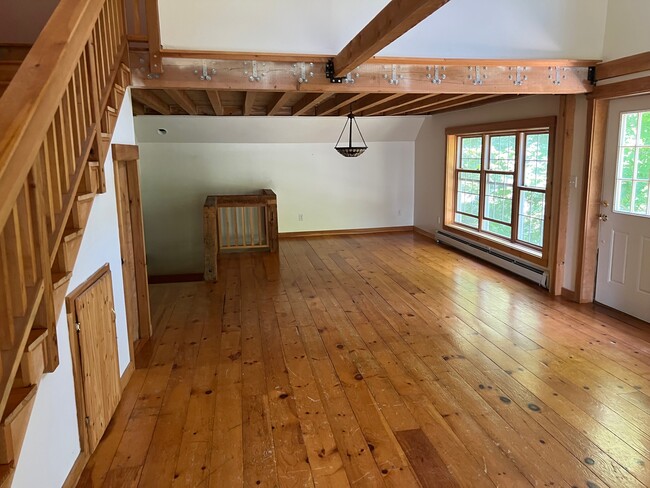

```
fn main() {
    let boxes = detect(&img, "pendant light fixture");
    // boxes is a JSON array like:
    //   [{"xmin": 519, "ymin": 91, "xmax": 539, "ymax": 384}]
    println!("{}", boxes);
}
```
[{"xmin": 335, "ymin": 111, "xmax": 367, "ymax": 157}]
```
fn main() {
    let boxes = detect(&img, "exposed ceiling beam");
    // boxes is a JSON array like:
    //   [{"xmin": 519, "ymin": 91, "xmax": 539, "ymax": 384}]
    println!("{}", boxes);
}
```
[
  {"xmin": 267, "ymin": 92, "xmax": 293, "ymax": 116},
  {"xmin": 131, "ymin": 54, "xmax": 594, "ymax": 95},
  {"xmin": 244, "ymin": 91, "xmax": 256, "ymax": 115},
  {"xmin": 292, "ymin": 93, "xmax": 331, "ymax": 116},
  {"xmin": 131, "ymin": 100, "xmax": 146, "ymax": 116},
  {"xmin": 316, "ymin": 93, "xmax": 367, "ymax": 116},
  {"xmin": 165, "ymin": 89, "xmax": 197, "ymax": 115},
  {"xmin": 131, "ymin": 89, "xmax": 170, "ymax": 115},
  {"xmin": 341, "ymin": 93, "xmax": 402, "ymax": 115},
  {"xmin": 206, "ymin": 90, "xmax": 224, "ymax": 115},
  {"xmin": 384, "ymin": 93, "xmax": 467, "ymax": 116},
  {"xmin": 362, "ymin": 94, "xmax": 435, "ymax": 116},
  {"xmin": 332, "ymin": 0, "xmax": 450, "ymax": 77}
]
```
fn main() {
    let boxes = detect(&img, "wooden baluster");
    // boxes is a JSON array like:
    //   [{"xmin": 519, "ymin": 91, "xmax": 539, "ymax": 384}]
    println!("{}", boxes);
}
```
[
  {"xmin": 4, "ymin": 206, "xmax": 27, "ymax": 318},
  {"xmin": 29, "ymin": 164, "xmax": 58, "ymax": 371},
  {"xmin": 0, "ymin": 231, "xmax": 15, "ymax": 350},
  {"xmin": 257, "ymin": 206, "xmax": 264, "ymax": 246},
  {"xmin": 233, "ymin": 207, "xmax": 239, "ymax": 247},
  {"xmin": 17, "ymin": 182, "xmax": 37, "ymax": 287},
  {"xmin": 54, "ymin": 107, "xmax": 71, "ymax": 195},
  {"xmin": 75, "ymin": 61, "xmax": 88, "ymax": 145},
  {"xmin": 223, "ymin": 207, "xmax": 230, "ymax": 248},
  {"xmin": 104, "ymin": 4, "xmax": 116, "ymax": 72},
  {"xmin": 108, "ymin": 0, "xmax": 119, "ymax": 61},
  {"xmin": 42, "ymin": 132, "xmax": 58, "ymax": 233},
  {"xmin": 247, "ymin": 207, "xmax": 254, "ymax": 246},
  {"xmin": 61, "ymin": 89, "xmax": 77, "ymax": 175},
  {"xmin": 87, "ymin": 36, "xmax": 106, "ymax": 168},
  {"xmin": 69, "ymin": 74, "xmax": 82, "ymax": 159},
  {"xmin": 100, "ymin": 9, "xmax": 111, "ymax": 86}
]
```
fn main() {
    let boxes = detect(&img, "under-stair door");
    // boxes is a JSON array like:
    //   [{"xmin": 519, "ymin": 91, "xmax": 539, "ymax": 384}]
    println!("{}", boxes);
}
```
[{"xmin": 66, "ymin": 265, "xmax": 121, "ymax": 453}]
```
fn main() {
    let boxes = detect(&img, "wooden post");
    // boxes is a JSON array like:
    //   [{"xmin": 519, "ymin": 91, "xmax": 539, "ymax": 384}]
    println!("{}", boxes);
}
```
[
  {"xmin": 266, "ymin": 193, "xmax": 279, "ymax": 253},
  {"xmin": 575, "ymin": 98, "xmax": 609, "ymax": 303},
  {"xmin": 203, "ymin": 196, "xmax": 218, "ymax": 281}
]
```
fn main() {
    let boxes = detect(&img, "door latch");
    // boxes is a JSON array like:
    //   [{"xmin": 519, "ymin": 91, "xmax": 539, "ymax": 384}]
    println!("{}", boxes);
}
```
[{"xmin": 598, "ymin": 213, "xmax": 608, "ymax": 222}]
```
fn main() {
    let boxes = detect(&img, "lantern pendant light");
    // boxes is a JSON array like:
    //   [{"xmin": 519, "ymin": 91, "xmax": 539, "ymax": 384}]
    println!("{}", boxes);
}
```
[{"xmin": 335, "ymin": 111, "xmax": 367, "ymax": 157}]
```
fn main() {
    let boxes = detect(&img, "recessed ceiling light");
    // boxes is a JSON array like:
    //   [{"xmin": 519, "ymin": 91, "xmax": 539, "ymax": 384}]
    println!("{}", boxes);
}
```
[{"xmin": 157, "ymin": 128, "xmax": 168, "ymax": 135}]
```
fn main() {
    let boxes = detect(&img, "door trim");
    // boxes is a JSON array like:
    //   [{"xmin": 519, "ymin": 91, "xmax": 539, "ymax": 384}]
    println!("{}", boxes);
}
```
[{"xmin": 112, "ymin": 144, "xmax": 152, "ymax": 356}]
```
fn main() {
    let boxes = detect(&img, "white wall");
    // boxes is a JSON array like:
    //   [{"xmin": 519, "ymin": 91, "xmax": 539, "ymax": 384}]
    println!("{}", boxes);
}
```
[
  {"xmin": 159, "ymin": 0, "xmax": 608, "ymax": 60},
  {"xmin": 138, "ymin": 137, "xmax": 416, "ymax": 275},
  {"xmin": 414, "ymin": 95, "xmax": 588, "ymax": 290},
  {"xmin": 13, "ymin": 91, "xmax": 136, "ymax": 488},
  {"xmin": 602, "ymin": 0, "xmax": 650, "ymax": 61}
]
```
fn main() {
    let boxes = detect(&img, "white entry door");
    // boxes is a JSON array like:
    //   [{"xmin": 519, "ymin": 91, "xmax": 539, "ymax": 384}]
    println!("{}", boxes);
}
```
[{"xmin": 595, "ymin": 96, "xmax": 650, "ymax": 322}]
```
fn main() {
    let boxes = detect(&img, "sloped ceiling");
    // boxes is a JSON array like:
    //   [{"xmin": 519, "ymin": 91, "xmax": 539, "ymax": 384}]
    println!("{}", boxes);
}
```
[
  {"xmin": 159, "ymin": 0, "xmax": 608, "ymax": 59},
  {"xmin": 135, "ymin": 115, "xmax": 426, "ymax": 143}
]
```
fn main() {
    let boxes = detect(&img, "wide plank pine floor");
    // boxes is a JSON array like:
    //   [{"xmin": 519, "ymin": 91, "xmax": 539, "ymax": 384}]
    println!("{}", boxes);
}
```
[{"xmin": 78, "ymin": 233, "xmax": 650, "ymax": 488}]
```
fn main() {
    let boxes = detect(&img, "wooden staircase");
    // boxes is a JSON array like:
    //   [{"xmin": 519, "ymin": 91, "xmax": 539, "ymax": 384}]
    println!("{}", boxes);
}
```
[{"xmin": 0, "ymin": 0, "xmax": 129, "ymax": 485}]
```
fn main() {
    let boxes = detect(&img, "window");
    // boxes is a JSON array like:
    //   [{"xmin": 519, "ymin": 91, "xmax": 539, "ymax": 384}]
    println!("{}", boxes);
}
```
[
  {"xmin": 615, "ymin": 110, "xmax": 650, "ymax": 217},
  {"xmin": 445, "ymin": 118, "xmax": 555, "ymax": 265}
]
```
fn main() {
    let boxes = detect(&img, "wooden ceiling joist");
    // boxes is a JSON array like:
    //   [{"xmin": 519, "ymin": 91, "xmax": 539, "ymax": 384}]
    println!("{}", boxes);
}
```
[
  {"xmin": 165, "ymin": 89, "xmax": 197, "ymax": 115},
  {"xmin": 267, "ymin": 92, "xmax": 292, "ymax": 116},
  {"xmin": 244, "ymin": 91, "xmax": 256, "ymax": 115},
  {"xmin": 292, "ymin": 93, "xmax": 331, "ymax": 116},
  {"xmin": 131, "ymin": 89, "xmax": 170, "ymax": 115},
  {"xmin": 384, "ymin": 93, "xmax": 468, "ymax": 116},
  {"xmin": 362, "ymin": 94, "xmax": 435, "ymax": 116},
  {"xmin": 206, "ymin": 90, "xmax": 224, "ymax": 115},
  {"xmin": 332, "ymin": 0, "xmax": 451, "ymax": 77},
  {"xmin": 343, "ymin": 93, "xmax": 402, "ymax": 115},
  {"xmin": 316, "ymin": 93, "xmax": 367, "ymax": 116},
  {"xmin": 411, "ymin": 93, "xmax": 497, "ymax": 114},
  {"xmin": 423, "ymin": 94, "xmax": 523, "ymax": 115}
]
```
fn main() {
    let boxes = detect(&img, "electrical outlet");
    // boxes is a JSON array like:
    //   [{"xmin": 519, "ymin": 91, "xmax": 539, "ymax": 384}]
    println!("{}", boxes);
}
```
[
  {"xmin": 437, "ymin": 217, "xmax": 441, "ymax": 224},
  {"xmin": 298, "ymin": 214, "xmax": 303, "ymax": 222}
]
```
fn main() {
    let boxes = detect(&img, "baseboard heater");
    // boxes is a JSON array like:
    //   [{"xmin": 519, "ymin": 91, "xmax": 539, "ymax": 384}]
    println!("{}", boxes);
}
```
[{"xmin": 435, "ymin": 230, "xmax": 548, "ymax": 288}]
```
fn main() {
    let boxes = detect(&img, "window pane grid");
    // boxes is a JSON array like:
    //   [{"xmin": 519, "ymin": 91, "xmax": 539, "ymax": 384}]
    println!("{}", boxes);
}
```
[
  {"xmin": 615, "ymin": 111, "xmax": 650, "ymax": 217},
  {"xmin": 451, "ymin": 125, "xmax": 551, "ymax": 257}
]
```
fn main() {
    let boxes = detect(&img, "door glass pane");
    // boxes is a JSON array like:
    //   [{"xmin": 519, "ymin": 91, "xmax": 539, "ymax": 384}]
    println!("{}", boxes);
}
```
[
  {"xmin": 484, "ymin": 174, "xmax": 513, "ymax": 223},
  {"xmin": 488, "ymin": 135, "xmax": 516, "ymax": 171},
  {"xmin": 460, "ymin": 137, "xmax": 482, "ymax": 170},
  {"xmin": 523, "ymin": 133, "xmax": 549, "ymax": 189},
  {"xmin": 482, "ymin": 220, "xmax": 512, "ymax": 238},
  {"xmin": 518, "ymin": 191, "xmax": 545, "ymax": 247},
  {"xmin": 456, "ymin": 171, "xmax": 480, "ymax": 216},
  {"xmin": 615, "ymin": 111, "xmax": 650, "ymax": 217}
]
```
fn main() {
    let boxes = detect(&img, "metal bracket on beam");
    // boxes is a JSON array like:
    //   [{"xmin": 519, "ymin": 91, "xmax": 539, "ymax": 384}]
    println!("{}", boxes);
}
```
[
  {"xmin": 244, "ymin": 60, "xmax": 265, "ymax": 82},
  {"xmin": 325, "ymin": 59, "xmax": 345, "ymax": 83},
  {"xmin": 468, "ymin": 66, "xmax": 487, "ymax": 85},
  {"xmin": 195, "ymin": 61, "xmax": 215, "ymax": 81},
  {"xmin": 293, "ymin": 62, "xmax": 314, "ymax": 84},
  {"xmin": 384, "ymin": 65, "xmax": 402, "ymax": 85},
  {"xmin": 426, "ymin": 65, "xmax": 446, "ymax": 85},
  {"xmin": 587, "ymin": 66, "xmax": 597, "ymax": 85},
  {"xmin": 549, "ymin": 66, "xmax": 568, "ymax": 86},
  {"xmin": 509, "ymin": 66, "xmax": 528, "ymax": 86}
]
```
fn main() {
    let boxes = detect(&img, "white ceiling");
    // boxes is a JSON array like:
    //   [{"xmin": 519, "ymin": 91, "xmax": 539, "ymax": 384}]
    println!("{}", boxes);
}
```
[
  {"xmin": 159, "ymin": 0, "xmax": 609, "ymax": 60},
  {"xmin": 135, "ymin": 115, "xmax": 426, "ymax": 143}
]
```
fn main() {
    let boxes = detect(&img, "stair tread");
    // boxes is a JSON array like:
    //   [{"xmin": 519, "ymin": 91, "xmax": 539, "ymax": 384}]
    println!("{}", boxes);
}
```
[
  {"xmin": 2, "ymin": 386, "xmax": 36, "ymax": 425},
  {"xmin": 77, "ymin": 192, "xmax": 96, "ymax": 202},
  {"xmin": 0, "ymin": 464, "xmax": 13, "ymax": 486},
  {"xmin": 51, "ymin": 271, "xmax": 72, "ymax": 289},
  {"xmin": 62, "ymin": 227, "xmax": 83, "ymax": 242},
  {"xmin": 24, "ymin": 328, "xmax": 48, "ymax": 353}
]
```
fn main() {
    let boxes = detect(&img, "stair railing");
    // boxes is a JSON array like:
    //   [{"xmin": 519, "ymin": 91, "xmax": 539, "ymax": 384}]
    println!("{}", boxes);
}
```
[{"xmin": 0, "ymin": 0, "xmax": 127, "ymax": 424}]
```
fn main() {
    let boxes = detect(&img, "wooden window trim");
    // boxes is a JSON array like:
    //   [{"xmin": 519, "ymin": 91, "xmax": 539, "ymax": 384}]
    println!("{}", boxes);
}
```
[{"xmin": 444, "ymin": 116, "xmax": 557, "ymax": 268}]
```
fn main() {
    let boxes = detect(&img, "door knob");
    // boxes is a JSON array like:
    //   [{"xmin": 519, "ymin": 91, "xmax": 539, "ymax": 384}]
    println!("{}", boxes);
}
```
[
  {"xmin": 601, "ymin": 201, "xmax": 609, "ymax": 207},
  {"xmin": 598, "ymin": 213, "xmax": 608, "ymax": 222}
]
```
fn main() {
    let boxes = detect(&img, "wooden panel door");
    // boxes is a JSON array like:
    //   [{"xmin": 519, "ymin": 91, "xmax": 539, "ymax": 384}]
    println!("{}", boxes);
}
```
[{"xmin": 72, "ymin": 266, "xmax": 121, "ymax": 452}]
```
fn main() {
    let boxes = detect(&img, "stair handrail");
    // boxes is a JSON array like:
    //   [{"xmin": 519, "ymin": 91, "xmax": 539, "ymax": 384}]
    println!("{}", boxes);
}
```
[{"xmin": 0, "ymin": 0, "xmax": 107, "ymax": 230}]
